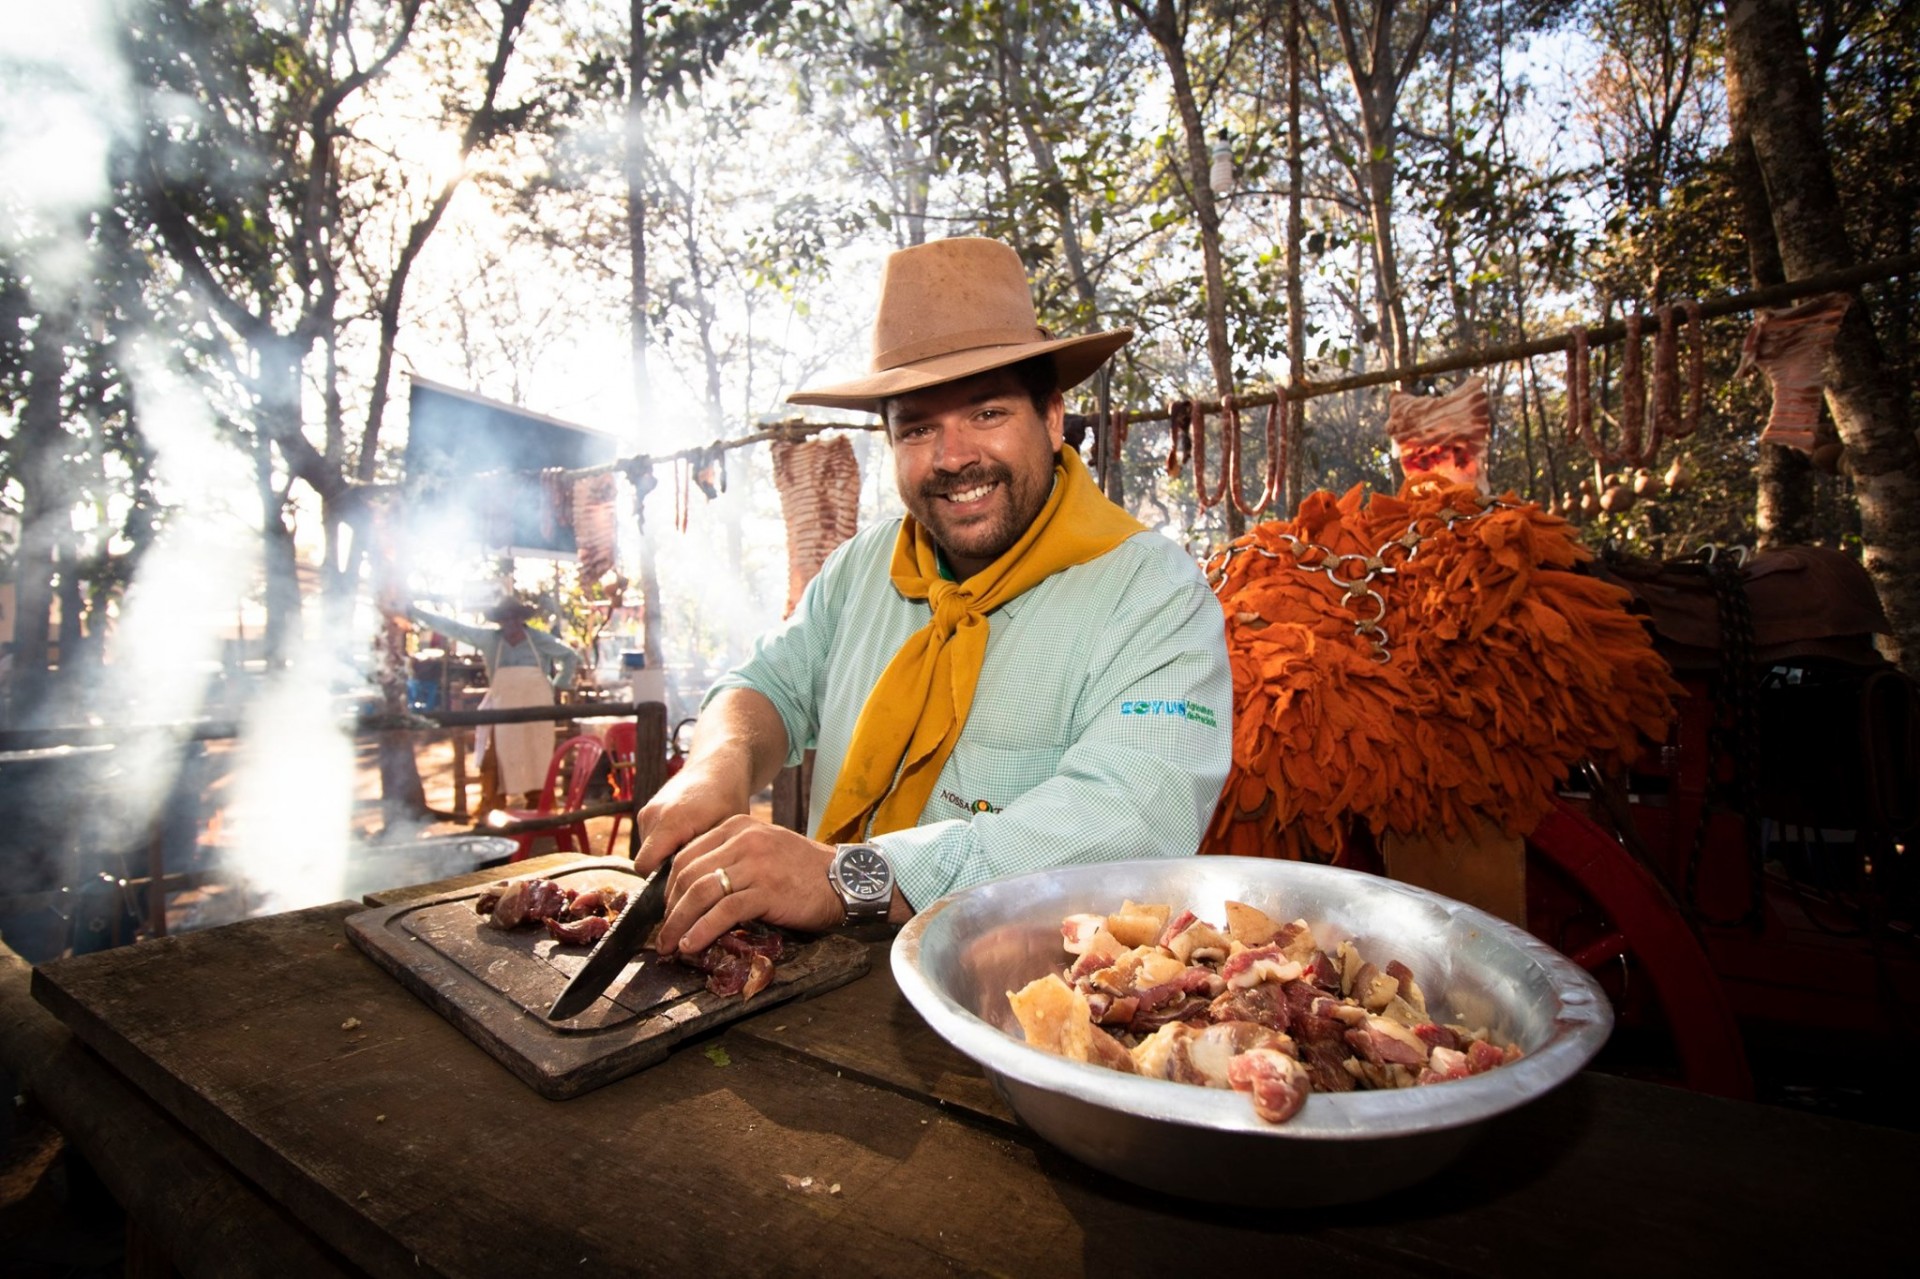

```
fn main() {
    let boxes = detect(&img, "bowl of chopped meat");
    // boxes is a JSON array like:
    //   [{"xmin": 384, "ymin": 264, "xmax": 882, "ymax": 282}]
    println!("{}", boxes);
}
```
[{"xmin": 890, "ymin": 855, "xmax": 1610, "ymax": 1206}]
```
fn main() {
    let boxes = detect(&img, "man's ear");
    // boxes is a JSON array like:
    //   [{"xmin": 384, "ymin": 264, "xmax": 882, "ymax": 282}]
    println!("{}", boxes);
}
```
[{"xmin": 1044, "ymin": 391, "xmax": 1066, "ymax": 450}]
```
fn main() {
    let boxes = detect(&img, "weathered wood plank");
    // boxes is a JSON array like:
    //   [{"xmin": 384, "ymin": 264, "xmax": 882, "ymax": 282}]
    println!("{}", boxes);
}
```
[
  {"xmin": 25, "ymin": 907, "xmax": 1378, "ymax": 1276},
  {"xmin": 0, "ymin": 940, "xmax": 356, "ymax": 1279},
  {"xmin": 26, "ymin": 898, "xmax": 1919, "ymax": 1278},
  {"xmin": 728, "ymin": 938, "xmax": 1014, "ymax": 1125}
]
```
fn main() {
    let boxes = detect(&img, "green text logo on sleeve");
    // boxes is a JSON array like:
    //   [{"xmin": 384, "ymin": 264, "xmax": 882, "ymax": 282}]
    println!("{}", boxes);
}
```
[{"xmin": 1117, "ymin": 698, "xmax": 1217, "ymax": 728}]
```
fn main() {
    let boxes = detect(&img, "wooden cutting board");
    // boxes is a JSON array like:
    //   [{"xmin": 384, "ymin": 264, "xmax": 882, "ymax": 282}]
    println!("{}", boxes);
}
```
[{"xmin": 344, "ymin": 858, "xmax": 869, "ymax": 1099}]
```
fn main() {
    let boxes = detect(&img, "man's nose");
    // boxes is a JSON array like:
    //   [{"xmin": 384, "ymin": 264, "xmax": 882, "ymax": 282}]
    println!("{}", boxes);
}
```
[{"xmin": 932, "ymin": 421, "xmax": 981, "ymax": 472}]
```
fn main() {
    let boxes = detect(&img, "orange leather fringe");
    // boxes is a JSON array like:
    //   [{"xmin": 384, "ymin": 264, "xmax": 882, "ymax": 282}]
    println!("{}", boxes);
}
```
[{"xmin": 1202, "ymin": 478, "xmax": 1681, "ymax": 862}]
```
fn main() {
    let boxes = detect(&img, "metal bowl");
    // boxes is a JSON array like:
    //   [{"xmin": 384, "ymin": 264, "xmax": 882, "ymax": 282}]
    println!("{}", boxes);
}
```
[
  {"xmin": 344, "ymin": 834, "xmax": 522, "ymax": 900},
  {"xmin": 891, "ymin": 856, "xmax": 1611, "ymax": 1206}
]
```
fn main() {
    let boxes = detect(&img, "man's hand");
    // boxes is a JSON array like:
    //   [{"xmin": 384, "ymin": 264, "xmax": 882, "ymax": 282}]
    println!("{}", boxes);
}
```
[
  {"xmin": 633, "ymin": 687, "xmax": 788, "ymax": 876},
  {"xmin": 652, "ymin": 815, "xmax": 846, "ymax": 955},
  {"xmin": 631, "ymin": 757, "xmax": 752, "ymax": 876},
  {"xmin": 629, "ymin": 686, "xmax": 841, "ymax": 952}
]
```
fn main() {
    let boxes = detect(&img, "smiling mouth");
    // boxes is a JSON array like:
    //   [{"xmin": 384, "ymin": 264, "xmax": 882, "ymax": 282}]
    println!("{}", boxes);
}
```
[{"xmin": 940, "ymin": 481, "xmax": 997, "ymax": 504}]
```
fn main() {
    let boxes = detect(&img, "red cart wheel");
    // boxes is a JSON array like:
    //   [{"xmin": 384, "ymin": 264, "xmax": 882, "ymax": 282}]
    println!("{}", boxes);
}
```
[{"xmin": 1527, "ymin": 796, "xmax": 1754, "ymax": 1099}]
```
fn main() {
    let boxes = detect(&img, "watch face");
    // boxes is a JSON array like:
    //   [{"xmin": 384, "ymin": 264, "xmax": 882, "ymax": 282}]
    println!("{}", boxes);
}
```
[{"xmin": 835, "ymin": 845, "xmax": 891, "ymax": 902}]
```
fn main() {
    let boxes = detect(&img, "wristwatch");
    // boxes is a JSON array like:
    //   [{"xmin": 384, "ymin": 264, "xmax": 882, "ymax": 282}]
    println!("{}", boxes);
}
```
[{"xmin": 829, "ymin": 843, "xmax": 894, "ymax": 925}]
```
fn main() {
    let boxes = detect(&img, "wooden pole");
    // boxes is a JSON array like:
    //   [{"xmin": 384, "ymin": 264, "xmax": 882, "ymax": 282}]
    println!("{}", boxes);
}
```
[
  {"xmin": 1123, "ymin": 249, "xmax": 1920, "ymax": 423},
  {"xmin": 1284, "ymin": 0, "xmax": 1307, "ymax": 511}
]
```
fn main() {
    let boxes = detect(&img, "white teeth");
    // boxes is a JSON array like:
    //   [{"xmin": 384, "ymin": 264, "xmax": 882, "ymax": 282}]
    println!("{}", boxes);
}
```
[{"xmin": 947, "ymin": 483, "xmax": 994, "ymax": 503}]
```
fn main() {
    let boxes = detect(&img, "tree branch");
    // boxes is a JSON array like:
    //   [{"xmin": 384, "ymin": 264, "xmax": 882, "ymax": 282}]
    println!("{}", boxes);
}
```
[{"xmin": 353, "ymin": 0, "xmax": 534, "ymax": 480}]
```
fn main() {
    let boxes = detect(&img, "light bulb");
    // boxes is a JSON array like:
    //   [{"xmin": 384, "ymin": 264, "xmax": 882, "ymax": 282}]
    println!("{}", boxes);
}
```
[{"xmin": 1209, "ymin": 139, "xmax": 1234, "ymax": 194}]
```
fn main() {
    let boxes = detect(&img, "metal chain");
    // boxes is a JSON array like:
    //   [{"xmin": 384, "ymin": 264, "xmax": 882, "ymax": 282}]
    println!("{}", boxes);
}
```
[{"xmin": 1206, "ymin": 499, "xmax": 1518, "ymax": 663}]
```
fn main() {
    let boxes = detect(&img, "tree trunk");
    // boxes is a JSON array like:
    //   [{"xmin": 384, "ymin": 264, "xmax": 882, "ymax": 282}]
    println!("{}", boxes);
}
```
[
  {"xmin": 250, "ymin": 340, "xmax": 306, "ymax": 673},
  {"xmin": 253, "ymin": 429, "xmax": 297, "ymax": 673},
  {"xmin": 1437, "ymin": 0, "xmax": 1477, "ymax": 355},
  {"xmin": 1283, "ymin": 0, "xmax": 1308, "ymax": 510},
  {"xmin": 1327, "ymin": 0, "xmax": 1439, "ymax": 377},
  {"xmin": 628, "ymin": 1, "xmax": 665, "ymax": 675},
  {"xmin": 1754, "ymin": 447, "xmax": 1818, "ymax": 548},
  {"xmin": 998, "ymin": 12, "xmax": 1122, "ymax": 502},
  {"xmin": 365, "ymin": 500, "xmax": 427, "ymax": 828},
  {"xmin": 353, "ymin": 0, "xmax": 531, "ymax": 484},
  {"xmin": 10, "ymin": 305, "xmax": 75, "ymax": 725},
  {"xmin": 1726, "ymin": 51, "xmax": 1817, "ymax": 550},
  {"xmin": 1127, "ymin": 0, "xmax": 1242, "ymax": 535},
  {"xmin": 1724, "ymin": 0, "xmax": 1920, "ymax": 671}
]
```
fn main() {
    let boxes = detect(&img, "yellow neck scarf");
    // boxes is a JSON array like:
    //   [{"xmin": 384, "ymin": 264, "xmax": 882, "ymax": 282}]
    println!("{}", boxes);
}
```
[{"xmin": 814, "ymin": 447, "xmax": 1146, "ymax": 845}]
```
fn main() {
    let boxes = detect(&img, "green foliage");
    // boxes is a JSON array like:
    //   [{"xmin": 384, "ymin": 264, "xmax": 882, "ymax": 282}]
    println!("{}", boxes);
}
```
[{"xmin": 9, "ymin": 0, "xmax": 1919, "ymax": 691}]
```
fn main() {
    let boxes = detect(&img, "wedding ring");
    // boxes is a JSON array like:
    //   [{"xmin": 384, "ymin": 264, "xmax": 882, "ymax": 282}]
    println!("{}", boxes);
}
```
[{"xmin": 715, "ymin": 867, "xmax": 734, "ymax": 896}]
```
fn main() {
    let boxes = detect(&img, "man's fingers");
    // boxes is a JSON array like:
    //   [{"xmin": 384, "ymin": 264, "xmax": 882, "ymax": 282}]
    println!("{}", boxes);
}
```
[
  {"xmin": 647, "ymin": 819, "xmax": 843, "ymax": 952},
  {"xmin": 632, "ymin": 815, "xmax": 683, "ymax": 874},
  {"xmin": 659, "ymin": 820, "xmax": 738, "ymax": 903},
  {"xmin": 656, "ymin": 862, "xmax": 751, "ymax": 954},
  {"xmin": 633, "ymin": 772, "xmax": 749, "ymax": 875},
  {"xmin": 674, "ymin": 874, "xmax": 758, "ymax": 955}
]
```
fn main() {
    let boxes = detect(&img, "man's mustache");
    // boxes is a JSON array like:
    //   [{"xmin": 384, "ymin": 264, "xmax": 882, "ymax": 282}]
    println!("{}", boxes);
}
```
[{"xmin": 922, "ymin": 463, "xmax": 1011, "ymax": 500}]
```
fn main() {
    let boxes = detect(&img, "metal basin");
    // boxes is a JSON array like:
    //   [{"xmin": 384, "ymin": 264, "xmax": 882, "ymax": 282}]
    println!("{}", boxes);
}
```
[
  {"xmin": 891, "ymin": 856, "xmax": 1612, "ymax": 1206},
  {"xmin": 344, "ymin": 834, "xmax": 521, "ymax": 901}
]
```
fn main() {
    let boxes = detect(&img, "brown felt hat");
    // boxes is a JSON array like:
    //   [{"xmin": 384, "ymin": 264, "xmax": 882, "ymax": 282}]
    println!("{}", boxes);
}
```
[
  {"xmin": 486, "ymin": 597, "xmax": 537, "ymax": 623},
  {"xmin": 787, "ymin": 238, "xmax": 1131, "ymax": 416}
]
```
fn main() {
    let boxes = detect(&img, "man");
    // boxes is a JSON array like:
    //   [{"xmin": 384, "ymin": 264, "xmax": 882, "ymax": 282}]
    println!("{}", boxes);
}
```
[
  {"xmin": 636, "ymin": 237, "xmax": 1230, "ymax": 957},
  {"xmin": 406, "ymin": 596, "xmax": 578, "ymax": 810}
]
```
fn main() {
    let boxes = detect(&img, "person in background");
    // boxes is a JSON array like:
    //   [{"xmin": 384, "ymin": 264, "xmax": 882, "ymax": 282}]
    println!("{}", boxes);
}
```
[
  {"xmin": 405, "ymin": 597, "xmax": 579, "ymax": 812},
  {"xmin": 634, "ymin": 236, "xmax": 1232, "ymax": 958}
]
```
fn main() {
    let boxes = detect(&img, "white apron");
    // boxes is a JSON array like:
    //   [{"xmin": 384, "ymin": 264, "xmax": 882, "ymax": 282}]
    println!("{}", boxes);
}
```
[{"xmin": 476, "ymin": 666, "xmax": 555, "ymax": 796}]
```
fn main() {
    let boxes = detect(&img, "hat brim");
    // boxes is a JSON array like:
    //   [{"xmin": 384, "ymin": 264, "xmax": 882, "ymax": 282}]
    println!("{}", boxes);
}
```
[{"xmin": 786, "ymin": 328, "xmax": 1132, "ymax": 416}]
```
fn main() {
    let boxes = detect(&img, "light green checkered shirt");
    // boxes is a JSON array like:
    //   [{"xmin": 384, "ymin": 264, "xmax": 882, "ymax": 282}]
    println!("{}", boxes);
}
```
[{"xmin": 707, "ymin": 520, "xmax": 1233, "ymax": 910}]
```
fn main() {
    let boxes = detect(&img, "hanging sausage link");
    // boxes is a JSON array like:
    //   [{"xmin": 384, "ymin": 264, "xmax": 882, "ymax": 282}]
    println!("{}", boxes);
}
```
[
  {"xmin": 1165, "ymin": 399, "xmax": 1192, "ymax": 478},
  {"xmin": 1191, "ymin": 399, "xmax": 1231, "ymax": 512},
  {"xmin": 1566, "ymin": 325, "xmax": 1596, "ymax": 457},
  {"xmin": 1652, "ymin": 304, "xmax": 1680, "ymax": 459},
  {"xmin": 1620, "ymin": 311, "xmax": 1646, "ymax": 464},
  {"xmin": 1224, "ymin": 392, "xmax": 1284, "ymax": 518}
]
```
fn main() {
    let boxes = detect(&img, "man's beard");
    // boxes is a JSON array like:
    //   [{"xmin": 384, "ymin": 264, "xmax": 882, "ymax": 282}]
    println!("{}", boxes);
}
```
[{"xmin": 913, "ymin": 461, "xmax": 1038, "ymax": 569}]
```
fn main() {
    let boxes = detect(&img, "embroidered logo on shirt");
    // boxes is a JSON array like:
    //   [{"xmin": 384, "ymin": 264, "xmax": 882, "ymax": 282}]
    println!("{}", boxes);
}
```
[
  {"xmin": 941, "ymin": 788, "xmax": 1002, "ymax": 815},
  {"xmin": 1117, "ymin": 698, "xmax": 1218, "ymax": 728}
]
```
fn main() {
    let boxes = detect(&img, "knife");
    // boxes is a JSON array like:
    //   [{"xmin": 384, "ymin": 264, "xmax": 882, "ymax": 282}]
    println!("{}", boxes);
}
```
[{"xmin": 546, "ymin": 856, "xmax": 674, "ymax": 1021}]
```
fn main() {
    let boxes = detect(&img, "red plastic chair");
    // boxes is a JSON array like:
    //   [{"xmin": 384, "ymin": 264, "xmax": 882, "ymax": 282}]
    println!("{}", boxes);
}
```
[
  {"xmin": 602, "ymin": 721, "xmax": 638, "ymax": 856},
  {"xmin": 499, "ymin": 734, "xmax": 605, "ymax": 861}
]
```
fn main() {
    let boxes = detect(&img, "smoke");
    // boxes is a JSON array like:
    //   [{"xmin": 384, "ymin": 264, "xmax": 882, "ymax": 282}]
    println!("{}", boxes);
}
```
[
  {"xmin": 223, "ymin": 662, "xmax": 355, "ymax": 916},
  {"xmin": 0, "ymin": 4, "xmax": 886, "ymax": 932},
  {"xmin": 0, "ymin": 4, "xmax": 124, "ymax": 291},
  {"xmin": 0, "ymin": 8, "xmax": 363, "ymax": 922}
]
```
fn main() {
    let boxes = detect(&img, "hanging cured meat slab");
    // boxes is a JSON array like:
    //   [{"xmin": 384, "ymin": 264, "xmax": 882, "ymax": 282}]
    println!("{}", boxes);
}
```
[
  {"xmin": 1387, "ymin": 377, "xmax": 1491, "ymax": 493},
  {"xmin": 344, "ymin": 859, "xmax": 869, "ymax": 1099}
]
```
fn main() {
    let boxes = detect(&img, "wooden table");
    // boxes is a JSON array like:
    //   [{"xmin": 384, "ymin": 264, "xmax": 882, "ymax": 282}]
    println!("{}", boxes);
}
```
[{"xmin": 7, "ymin": 854, "xmax": 1910, "ymax": 1277}]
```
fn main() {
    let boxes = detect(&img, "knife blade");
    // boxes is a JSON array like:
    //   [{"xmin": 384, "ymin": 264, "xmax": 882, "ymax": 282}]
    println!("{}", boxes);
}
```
[{"xmin": 546, "ymin": 856, "xmax": 674, "ymax": 1021}]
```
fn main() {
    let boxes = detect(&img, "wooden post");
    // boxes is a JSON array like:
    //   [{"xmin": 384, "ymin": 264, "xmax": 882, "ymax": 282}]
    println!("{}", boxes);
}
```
[
  {"xmin": 770, "ymin": 751, "xmax": 815, "ymax": 835},
  {"xmin": 449, "ymin": 727, "xmax": 469, "ymax": 821},
  {"xmin": 146, "ymin": 829, "xmax": 167, "ymax": 939},
  {"xmin": 625, "ymin": 701, "xmax": 667, "ymax": 859},
  {"xmin": 1381, "ymin": 817, "xmax": 1527, "ymax": 927}
]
